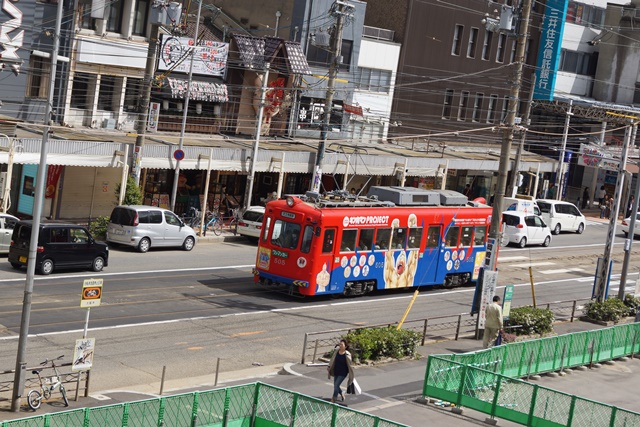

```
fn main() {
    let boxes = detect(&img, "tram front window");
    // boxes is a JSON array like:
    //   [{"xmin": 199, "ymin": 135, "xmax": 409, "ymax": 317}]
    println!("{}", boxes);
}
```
[{"xmin": 271, "ymin": 220, "xmax": 301, "ymax": 250}]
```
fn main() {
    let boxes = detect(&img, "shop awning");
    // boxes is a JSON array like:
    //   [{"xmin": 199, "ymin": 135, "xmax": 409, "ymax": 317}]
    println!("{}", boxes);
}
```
[{"xmin": 166, "ymin": 78, "xmax": 228, "ymax": 103}]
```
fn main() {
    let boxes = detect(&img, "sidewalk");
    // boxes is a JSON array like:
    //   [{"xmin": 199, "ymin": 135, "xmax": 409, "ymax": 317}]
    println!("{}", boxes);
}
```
[{"xmin": 4, "ymin": 320, "xmax": 634, "ymax": 427}]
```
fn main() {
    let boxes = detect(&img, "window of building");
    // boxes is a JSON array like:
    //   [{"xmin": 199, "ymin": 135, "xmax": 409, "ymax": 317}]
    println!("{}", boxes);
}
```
[
  {"xmin": 481, "ymin": 30, "xmax": 493, "ymax": 60},
  {"xmin": 525, "ymin": 39, "xmax": 532, "ymax": 63},
  {"xmin": 566, "ymin": 1, "xmax": 605, "ymax": 27},
  {"xmin": 106, "ymin": 0, "xmax": 123, "ymax": 33},
  {"xmin": 457, "ymin": 91, "xmax": 469, "ymax": 121},
  {"xmin": 509, "ymin": 39, "xmax": 517, "ymax": 63},
  {"xmin": 472, "ymin": 93, "xmax": 483, "ymax": 122},
  {"xmin": 355, "ymin": 67, "xmax": 392, "ymax": 93},
  {"xmin": 98, "ymin": 75, "xmax": 116, "ymax": 111},
  {"xmin": 307, "ymin": 39, "xmax": 353, "ymax": 71},
  {"xmin": 71, "ymin": 73, "xmax": 91, "ymax": 109},
  {"xmin": 26, "ymin": 55, "xmax": 50, "ymax": 98},
  {"xmin": 500, "ymin": 96, "xmax": 509, "ymax": 123},
  {"xmin": 78, "ymin": 0, "xmax": 96, "ymax": 30},
  {"xmin": 559, "ymin": 49, "xmax": 598, "ymax": 75},
  {"xmin": 496, "ymin": 34, "xmax": 506, "ymax": 63},
  {"xmin": 487, "ymin": 94, "xmax": 498, "ymax": 123},
  {"xmin": 452, "ymin": 24, "xmax": 463, "ymax": 56},
  {"xmin": 442, "ymin": 89, "xmax": 454, "ymax": 119},
  {"xmin": 467, "ymin": 28, "xmax": 478, "ymax": 58},
  {"xmin": 133, "ymin": 0, "xmax": 149, "ymax": 36},
  {"xmin": 298, "ymin": 96, "xmax": 343, "ymax": 130},
  {"xmin": 123, "ymin": 77, "xmax": 142, "ymax": 112}
]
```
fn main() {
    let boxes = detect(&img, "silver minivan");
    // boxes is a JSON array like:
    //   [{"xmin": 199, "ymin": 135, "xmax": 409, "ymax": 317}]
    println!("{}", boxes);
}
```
[{"xmin": 106, "ymin": 206, "xmax": 197, "ymax": 253}]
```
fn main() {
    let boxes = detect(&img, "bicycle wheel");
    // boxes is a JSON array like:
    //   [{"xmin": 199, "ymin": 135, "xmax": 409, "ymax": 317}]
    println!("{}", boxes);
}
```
[
  {"xmin": 212, "ymin": 219, "xmax": 223, "ymax": 236},
  {"xmin": 27, "ymin": 389, "xmax": 42, "ymax": 410},
  {"xmin": 60, "ymin": 385, "xmax": 69, "ymax": 406}
]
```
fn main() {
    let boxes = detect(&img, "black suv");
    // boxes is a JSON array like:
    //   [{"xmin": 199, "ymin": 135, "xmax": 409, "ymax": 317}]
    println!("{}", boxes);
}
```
[{"xmin": 8, "ymin": 221, "xmax": 109, "ymax": 275}]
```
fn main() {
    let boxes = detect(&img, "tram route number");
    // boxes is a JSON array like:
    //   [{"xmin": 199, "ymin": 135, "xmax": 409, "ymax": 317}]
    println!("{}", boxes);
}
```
[{"xmin": 273, "ymin": 257, "xmax": 286, "ymax": 265}]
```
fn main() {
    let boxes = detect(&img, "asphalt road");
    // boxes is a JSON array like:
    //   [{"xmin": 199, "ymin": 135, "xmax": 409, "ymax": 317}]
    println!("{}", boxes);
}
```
[{"xmin": 0, "ymin": 220, "xmax": 638, "ymax": 394}]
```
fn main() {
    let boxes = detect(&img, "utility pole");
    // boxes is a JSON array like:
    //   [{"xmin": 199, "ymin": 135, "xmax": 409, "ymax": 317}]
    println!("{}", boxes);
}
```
[
  {"xmin": 556, "ymin": 100, "xmax": 573, "ymax": 200},
  {"xmin": 244, "ymin": 64, "xmax": 270, "ymax": 211},
  {"xmin": 486, "ymin": 0, "xmax": 533, "ymax": 272},
  {"xmin": 310, "ymin": 1, "xmax": 354, "ymax": 193},
  {"xmin": 594, "ymin": 120, "xmax": 636, "ymax": 302},
  {"xmin": 619, "ymin": 159, "xmax": 640, "ymax": 300},
  {"xmin": 12, "ymin": 0, "xmax": 63, "ymax": 412},
  {"xmin": 133, "ymin": 24, "xmax": 160, "ymax": 184},
  {"xmin": 507, "ymin": 74, "xmax": 535, "ymax": 198},
  {"xmin": 170, "ymin": 0, "xmax": 202, "ymax": 212}
]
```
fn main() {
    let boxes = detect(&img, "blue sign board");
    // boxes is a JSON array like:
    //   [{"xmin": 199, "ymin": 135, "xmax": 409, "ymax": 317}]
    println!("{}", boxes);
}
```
[{"xmin": 533, "ymin": 0, "xmax": 569, "ymax": 101}]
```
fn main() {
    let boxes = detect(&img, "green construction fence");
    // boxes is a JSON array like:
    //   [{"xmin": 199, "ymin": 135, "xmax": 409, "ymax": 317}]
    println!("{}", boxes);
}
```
[
  {"xmin": 1, "ymin": 382, "xmax": 408, "ymax": 427},
  {"xmin": 423, "ymin": 322, "xmax": 640, "ymax": 427}
]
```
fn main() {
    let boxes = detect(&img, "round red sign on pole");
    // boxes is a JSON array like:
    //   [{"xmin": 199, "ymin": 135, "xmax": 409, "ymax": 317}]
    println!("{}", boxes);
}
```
[{"xmin": 174, "ymin": 149, "xmax": 185, "ymax": 161}]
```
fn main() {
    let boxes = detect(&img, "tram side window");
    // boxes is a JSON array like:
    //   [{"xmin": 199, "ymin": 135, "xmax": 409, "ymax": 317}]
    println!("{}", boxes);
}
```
[
  {"xmin": 408, "ymin": 227, "xmax": 423, "ymax": 249},
  {"xmin": 392, "ymin": 228, "xmax": 407, "ymax": 249},
  {"xmin": 426, "ymin": 226, "xmax": 441, "ymax": 248},
  {"xmin": 445, "ymin": 226, "xmax": 460, "ymax": 247},
  {"xmin": 271, "ymin": 219, "xmax": 301, "ymax": 249},
  {"xmin": 262, "ymin": 216, "xmax": 272, "ymax": 242},
  {"xmin": 322, "ymin": 229, "xmax": 336, "ymax": 253},
  {"xmin": 461, "ymin": 226, "xmax": 473, "ymax": 246},
  {"xmin": 340, "ymin": 229, "xmax": 358, "ymax": 252},
  {"xmin": 358, "ymin": 228, "xmax": 374, "ymax": 251},
  {"xmin": 375, "ymin": 228, "xmax": 391, "ymax": 250},
  {"xmin": 474, "ymin": 226, "xmax": 487, "ymax": 245},
  {"xmin": 301, "ymin": 225, "xmax": 313, "ymax": 253}
]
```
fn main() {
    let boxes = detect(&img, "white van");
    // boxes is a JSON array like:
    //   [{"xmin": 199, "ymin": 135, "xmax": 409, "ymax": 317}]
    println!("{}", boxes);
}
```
[
  {"xmin": 536, "ymin": 199, "xmax": 586, "ymax": 235},
  {"xmin": 106, "ymin": 206, "xmax": 197, "ymax": 253},
  {"xmin": 503, "ymin": 197, "xmax": 541, "ymax": 216}
]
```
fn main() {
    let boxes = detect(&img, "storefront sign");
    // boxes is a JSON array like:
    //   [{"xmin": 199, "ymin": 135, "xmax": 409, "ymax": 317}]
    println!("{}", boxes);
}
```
[
  {"xmin": 158, "ymin": 36, "xmax": 228, "ymax": 77},
  {"xmin": 533, "ymin": 0, "xmax": 568, "ymax": 100}
]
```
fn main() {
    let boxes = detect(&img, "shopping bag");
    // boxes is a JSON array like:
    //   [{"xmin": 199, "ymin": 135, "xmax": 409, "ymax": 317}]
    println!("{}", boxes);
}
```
[
  {"xmin": 346, "ymin": 382, "xmax": 355, "ymax": 395},
  {"xmin": 494, "ymin": 331, "xmax": 503, "ymax": 346},
  {"xmin": 353, "ymin": 379, "xmax": 362, "ymax": 395}
]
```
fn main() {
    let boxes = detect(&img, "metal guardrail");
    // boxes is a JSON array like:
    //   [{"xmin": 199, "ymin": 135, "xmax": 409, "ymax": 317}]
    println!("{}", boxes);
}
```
[
  {"xmin": 423, "ymin": 322, "xmax": 640, "ymax": 427},
  {"xmin": 300, "ymin": 298, "xmax": 590, "ymax": 364},
  {"xmin": 1, "ymin": 382, "xmax": 409, "ymax": 427},
  {"xmin": 0, "ymin": 362, "xmax": 89, "ymax": 405}
]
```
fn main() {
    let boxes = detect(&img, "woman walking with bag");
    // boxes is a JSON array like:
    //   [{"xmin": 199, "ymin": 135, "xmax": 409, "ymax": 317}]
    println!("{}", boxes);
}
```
[{"xmin": 327, "ymin": 339, "xmax": 354, "ymax": 403}]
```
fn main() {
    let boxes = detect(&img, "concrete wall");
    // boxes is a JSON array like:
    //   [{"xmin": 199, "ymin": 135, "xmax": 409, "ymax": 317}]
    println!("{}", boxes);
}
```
[{"xmin": 58, "ymin": 167, "xmax": 121, "ymax": 219}]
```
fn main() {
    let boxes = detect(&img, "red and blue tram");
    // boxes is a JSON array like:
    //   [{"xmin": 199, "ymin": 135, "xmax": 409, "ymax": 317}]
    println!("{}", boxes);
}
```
[{"xmin": 253, "ymin": 187, "xmax": 492, "ymax": 296}]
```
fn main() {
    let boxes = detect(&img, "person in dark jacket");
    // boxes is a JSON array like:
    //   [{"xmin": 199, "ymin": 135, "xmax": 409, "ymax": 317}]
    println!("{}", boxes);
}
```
[{"xmin": 327, "ymin": 339, "xmax": 355, "ymax": 403}]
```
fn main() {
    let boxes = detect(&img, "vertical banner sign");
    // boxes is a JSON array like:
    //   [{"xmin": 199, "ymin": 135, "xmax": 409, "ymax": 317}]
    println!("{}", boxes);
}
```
[
  {"xmin": 147, "ymin": 102, "xmax": 160, "ymax": 133},
  {"xmin": 502, "ymin": 285, "xmax": 514, "ymax": 321},
  {"xmin": 72, "ymin": 338, "xmax": 95, "ymax": 371},
  {"xmin": 533, "ymin": 0, "xmax": 568, "ymax": 101},
  {"xmin": 81, "ymin": 278, "xmax": 103, "ymax": 308},
  {"xmin": 45, "ymin": 165, "xmax": 63, "ymax": 198},
  {"xmin": 479, "ymin": 270, "xmax": 498, "ymax": 329}
]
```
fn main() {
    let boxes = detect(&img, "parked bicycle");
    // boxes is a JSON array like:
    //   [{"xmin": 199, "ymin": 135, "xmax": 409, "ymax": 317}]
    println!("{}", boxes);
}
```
[
  {"xmin": 202, "ymin": 211, "xmax": 223, "ymax": 236},
  {"xmin": 27, "ymin": 355, "xmax": 69, "ymax": 410},
  {"xmin": 181, "ymin": 206, "xmax": 202, "ymax": 228}
]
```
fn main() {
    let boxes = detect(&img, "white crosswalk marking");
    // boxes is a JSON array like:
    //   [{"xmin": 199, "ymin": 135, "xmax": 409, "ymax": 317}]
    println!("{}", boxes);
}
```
[
  {"xmin": 508, "ymin": 262, "xmax": 556, "ymax": 268},
  {"xmin": 539, "ymin": 268, "xmax": 585, "ymax": 275},
  {"xmin": 497, "ymin": 256, "xmax": 528, "ymax": 262}
]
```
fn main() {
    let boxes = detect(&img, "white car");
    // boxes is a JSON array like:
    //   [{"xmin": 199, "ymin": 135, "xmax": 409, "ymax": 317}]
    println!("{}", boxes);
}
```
[
  {"xmin": 621, "ymin": 213, "xmax": 640, "ymax": 237},
  {"xmin": 502, "ymin": 211, "xmax": 552, "ymax": 248},
  {"xmin": 237, "ymin": 206, "xmax": 265, "ymax": 241},
  {"xmin": 0, "ymin": 213, "xmax": 19, "ymax": 253},
  {"xmin": 536, "ymin": 199, "xmax": 586, "ymax": 235}
]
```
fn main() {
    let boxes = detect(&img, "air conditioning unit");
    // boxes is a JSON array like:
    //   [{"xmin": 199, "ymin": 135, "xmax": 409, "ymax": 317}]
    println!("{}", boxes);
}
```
[{"xmin": 102, "ymin": 119, "xmax": 116, "ymax": 129}]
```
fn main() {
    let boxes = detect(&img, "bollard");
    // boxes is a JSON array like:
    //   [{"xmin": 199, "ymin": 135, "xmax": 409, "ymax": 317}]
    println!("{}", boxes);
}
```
[
  {"xmin": 570, "ymin": 300, "xmax": 577, "ymax": 322},
  {"xmin": 301, "ymin": 333, "xmax": 309, "ymax": 364},
  {"xmin": 631, "ymin": 332, "xmax": 637, "ymax": 360},
  {"xmin": 159, "ymin": 366, "xmax": 166, "ymax": 395},
  {"xmin": 455, "ymin": 315, "xmax": 462, "ymax": 340},
  {"xmin": 526, "ymin": 351, "xmax": 535, "ymax": 380},
  {"xmin": 559, "ymin": 344, "xmax": 567, "ymax": 375},
  {"xmin": 589, "ymin": 340, "xmax": 595, "ymax": 369},
  {"xmin": 215, "ymin": 358, "xmax": 220, "ymax": 386},
  {"xmin": 85, "ymin": 370, "xmax": 91, "ymax": 398},
  {"xmin": 312, "ymin": 339, "xmax": 320, "ymax": 363},
  {"xmin": 422, "ymin": 319, "xmax": 429, "ymax": 346}
]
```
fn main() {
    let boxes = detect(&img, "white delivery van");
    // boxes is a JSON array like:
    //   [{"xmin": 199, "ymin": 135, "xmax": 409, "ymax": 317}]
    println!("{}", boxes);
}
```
[{"xmin": 503, "ymin": 196, "xmax": 541, "ymax": 216}]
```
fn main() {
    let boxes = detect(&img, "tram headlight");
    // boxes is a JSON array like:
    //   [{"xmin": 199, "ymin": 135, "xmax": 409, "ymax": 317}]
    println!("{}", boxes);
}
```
[{"xmin": 286, "ymin": 196, "xmax": 295, "ymax": 207}]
